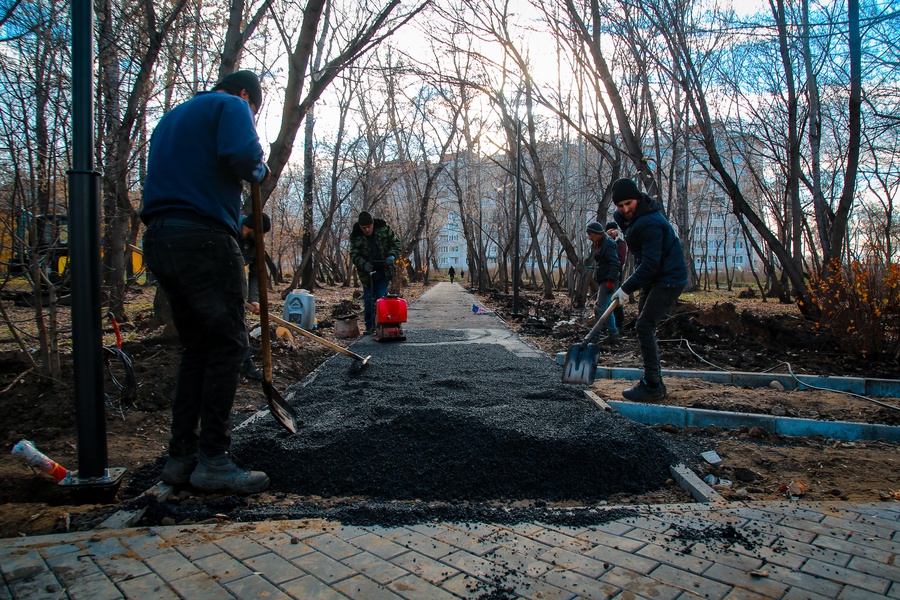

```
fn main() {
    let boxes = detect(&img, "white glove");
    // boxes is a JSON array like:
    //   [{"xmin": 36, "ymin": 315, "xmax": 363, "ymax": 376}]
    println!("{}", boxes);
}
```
[{"xmin": 612, "ymin": 288, "xmax": 629, "ymax": 306}]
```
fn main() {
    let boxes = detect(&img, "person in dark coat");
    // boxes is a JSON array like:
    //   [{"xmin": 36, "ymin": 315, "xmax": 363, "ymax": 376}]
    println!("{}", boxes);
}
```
[
  {"xmin": 606, "ymin": 221, "xmax": 627, "ymax": 329},
  {"xmin": 611, "ymin": 178, "xmax": 688, "ymax": 401},
  {"xmin": 238, "ymin": 212, "xmax": 271, "ymax": 381},
  {"xmin": 448, "ymin": 266, "xmax": 456, "ymax": 283},
  {"xmin": 140, "ymin": 70, "xmax": 270, "ymax": 494},
  {"xmin": 586, "ymin": 221, "xmax": 621, "ymax": 343}
]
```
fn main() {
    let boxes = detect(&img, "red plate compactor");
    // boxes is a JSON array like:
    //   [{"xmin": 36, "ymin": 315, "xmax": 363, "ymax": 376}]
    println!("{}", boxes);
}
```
[{"xmin": 375, "ymin": 294, "xmax": 407, "ymax": 341}]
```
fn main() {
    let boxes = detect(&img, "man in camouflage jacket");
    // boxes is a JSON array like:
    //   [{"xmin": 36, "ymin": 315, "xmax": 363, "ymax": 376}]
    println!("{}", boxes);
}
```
[{"xmin": 349, "ymin": 210, "xmax": 403, "ymax": 334}]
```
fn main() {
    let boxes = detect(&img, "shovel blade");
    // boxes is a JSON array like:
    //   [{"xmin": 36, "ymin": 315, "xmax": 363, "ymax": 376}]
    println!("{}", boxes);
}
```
[
  {"xmin": 263, "ymin": 381, "xmax": 300, "ymax": 434},
  {"xmin": 561, "ymin": 343, "xmax": 601, "ymax": 385}
]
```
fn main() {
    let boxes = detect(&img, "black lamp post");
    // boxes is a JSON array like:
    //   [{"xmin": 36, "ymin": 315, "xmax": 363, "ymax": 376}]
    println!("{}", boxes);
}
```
[
  {"xmin": 512, "ymin": 119, "xmax": 522, "ymax": 317},
  {"xmin": 62, "ymin": 0, "xmax": 124, "ymax": 500}
]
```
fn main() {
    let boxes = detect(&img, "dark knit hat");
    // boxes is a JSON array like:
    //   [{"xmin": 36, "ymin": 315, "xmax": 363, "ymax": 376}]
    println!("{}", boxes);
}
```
[
  {"xmin": 215, "ymin": 70, "xmax": 263, "ymax": 111},
  {"xmin": 242, "ymin": 212, "xmax": 271, "ymax": 233},
  {"xmin": 358, "ymin": 211, "xmax": 374, "ymax": 226},
  {"xmin": 611, "ymin": 178, "xmax": 640, "ymax": 204},
  {"xmin": 586, "ymin": 221, "xmax": 604, "ymax": 234},
  {"xmin": 605, "ymin": 222, "xmax": 618, "ymax": 231}
]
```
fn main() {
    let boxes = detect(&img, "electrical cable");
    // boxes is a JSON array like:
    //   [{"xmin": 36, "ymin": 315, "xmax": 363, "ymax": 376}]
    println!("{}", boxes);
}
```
[
  {"xmin": 103, "ymin": 345, "xmax": 136, "ymax": 420},
  {"xmin": 659, "ymin": 337, "xmax": 900, "ymax": 413}
]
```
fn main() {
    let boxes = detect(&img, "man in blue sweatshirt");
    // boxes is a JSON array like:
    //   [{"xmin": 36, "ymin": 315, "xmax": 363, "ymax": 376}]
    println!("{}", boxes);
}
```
[
  {"xmin": 611, "ymin": 178, "xmax": 688, "ymax": 401},
  {"xmin": 140, "ymin": 70, "xmax": 270, "ymax": 494}
]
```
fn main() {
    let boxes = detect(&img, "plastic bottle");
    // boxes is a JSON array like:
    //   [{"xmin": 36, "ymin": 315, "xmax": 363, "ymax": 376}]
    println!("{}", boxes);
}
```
[
  {"xmin": 11, "ymin": 440, "xmax": 68, "ymax": 481},
  {"xmin": 283, "ymin": 289, "xmax": 315, "ymax": 331}
]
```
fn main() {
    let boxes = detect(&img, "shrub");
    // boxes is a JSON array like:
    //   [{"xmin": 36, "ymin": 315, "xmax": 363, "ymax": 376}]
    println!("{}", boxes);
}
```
[{"xmin": 807, "ymin": 258, "xmax": 900, "ymax": 360}]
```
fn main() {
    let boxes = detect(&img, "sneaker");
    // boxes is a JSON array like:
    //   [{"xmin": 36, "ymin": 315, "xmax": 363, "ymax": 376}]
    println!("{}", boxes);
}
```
[
  {"xmin": 161, "ymin": 455, "xmax": 197, "ymax": 486},
  {"xmin": 622, "ymin": 379, "xmax": 667, "ymax": 402},
  {"xmin": 189, "ymin": 453, "xmax": 270, "ymax": 494}
]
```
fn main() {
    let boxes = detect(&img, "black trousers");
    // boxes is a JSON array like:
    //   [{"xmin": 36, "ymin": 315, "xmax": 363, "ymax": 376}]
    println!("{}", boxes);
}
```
[{"xmin": 143, "ymin": 223, "xmax": 248, "ymax": 458}]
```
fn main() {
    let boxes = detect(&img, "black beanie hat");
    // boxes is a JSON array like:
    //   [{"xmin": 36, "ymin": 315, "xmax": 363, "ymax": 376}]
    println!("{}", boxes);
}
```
[
  {"xmin": 215, "ymin": 70, "xmax": 263, "ymax": 111},
  {"xmin": 586, "ymin": 221, "xmax": 604, "ymax": 234},
  {"xmin": 242, "ymin": 212, "xmax": 271, "ymax": 233},
  {"xmin": 611, "ymin": 178, "xmax": 640, "ymax": 204},
  {"xmin": 358, "ymin": 211, "xmax": 374, "ymax": 226},
  {"xmin": 605, "ymin": 222, "xmax": 618, "ymax": 231}
]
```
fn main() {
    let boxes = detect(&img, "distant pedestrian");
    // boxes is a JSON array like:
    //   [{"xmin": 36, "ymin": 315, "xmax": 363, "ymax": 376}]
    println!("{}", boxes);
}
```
[
  {"xmin": 460, "ymin": 269, "xmax": 465, "ymax": 279},
  {"xmin": 350, "ymin": 211, "xmax": 402, "ymax": 335},
  {"xmin": 141, "ymin": 70, "xmax": 270, "ymax": 494},
  {"xmin": 448, "ymin": 266, "xmax": 456, "ymax": 283},
  {"xmin": 605, "ymin": 221, "xmax": 627, "ymax": 329},
  {"xmin": 586, "ymin": 221, "xmax": 621, "ymax": 344},
  {"xmin": 611, "ymin": 178, "xmax": 688, "ymax": 402}
]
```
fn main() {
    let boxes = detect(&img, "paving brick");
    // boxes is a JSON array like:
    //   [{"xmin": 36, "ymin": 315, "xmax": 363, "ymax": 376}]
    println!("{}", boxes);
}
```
[
  {"xmin": 390, "ymin": 550, "xmax": 459, "ymax": 584},
  {"xmin": 225, "ymin": 573, "xmax": 292, "ymax": 600},
  {"xmin": 789, "ymin": 534, "xmax": 852, "ymax": 567},
  {"xmin": 116, "ymin": 572, "xmax": 180, "ymax": 600},
  {"xmin": 617, "ymin": 515, "xmax": 673, "ymax": 534},
  {"xmin": 345, "ymin": 532, "xmax": 406, "ymax": 560},
  {"xmin": 846, "ymin": 553, "xmax": 900, "ymax": 583},
  {"xmin": 683, "ymin": 541, "xmax": 765, "ymax": 572},
  {"xmin": 440, "ymin": 549, "xmax": 496, "ymax": 579},
  {"xmin": 333, "ymin": 525, "xmax": 370, "ymax": 541},
  {"xmin": 193, "ymin": 550, "xmax": 254, "ymax": 583},
  {"xmin": 538, "ymin": 566, "xmax": 621, "ymax": 599},
  {"xmin": 216, "ymin": 535, "xmax": 269, "ymax": 560},
  {"xmin": 801, "ymin": 558, "xmax": 890, "ymax": 594},
  {"xmin": 530, "ymin": 528, "xmax": 593, "ymax": 553},
  {"xmin": 121, "ymin": 533, "xmax": 168, "ymax": 560},
  {"xmin": 384, "ymin": 573, "xmax": 460, "ymax": 600},
  {"xmin": 576, "ymin": 527, "xmax": 644, "ymax": 553},
  {"xmin": 167, "ymin": 539, "xmax": 221, "ymax": 562},
  {"xmin": 250, "ymin": 531, "xmax": 316, "ymax": 561},
  {"xmin": 81, "ymin": 537, "xmax": 129, "ymax": 560},
  {"xmin": 582, "ymin": 540, "xmax": 659, "ymax": 575},
  {"xmin": 480, "ymin": 545, "xmax": 553, "ymax": 579},
  {"xmin": 64, "ymin": 571, "xmax": 124, "ymax": 600},
  {"xmin": 504, "ymin": 522, "xmax": 545, "ymax": 537},
  {"xmin": 144, "ymin": 548, "xmax": 202, "ymax": 581},
  {"xmin": 39, "ymin": 542, "xmax": 81, "ymax": 558},
  {"xmin": 391, "ymin": 530, "xmax": 457, "ymax": 559},
  {"xmin": 96, "ymin": 555, "xmax": 154, "ymax": 582},
  {"xmin": 764, "ymin": 562, "xmax": 843, "ymax": 599},
  {"xmin": 435, "ymin": 572, "xmax": 484, "ymax": 598},
  {"xmin": 634, "ymin": 540, "xmax": 715, "ymax": 575},
  {"xmin": 280, "ymin": 574, "xmax": 349, "ymax": 599},
  {"xmin": 245, "ymin": 551, "xmax": 305, "ymax": 585},
  {"xmin": 331, "ymin": 573, "xmax": 404, "ymax": 599},
  {"xmin": 1, "ymin": 549, "xmax": 51, "ymax": 582},
  {"xmin": 782, "ymin": 586, "xmax": 837, "ymax": 600},
  {"xmin": 721, "ymin": 586, "xmax": 777, "ymax": 600},
  {"xmin": 888, "ymin": 581, "xmax": 900, "ymax": 599},
  {"xmin": 431, "ymin": 526, "xmax": 499, "ymax": 556},
  {"xmin": 166, "ymin": 570, "xmax": 234, "ymax": 599},
  {"xmin": 647, "ymin": 563, "xmax": 731, "ymax": 600},
  {"xmin": 486, "ymin": 529, "xmax": 554, "ymax": 558},
  {"xmin": 340, "ymin": 551, "xmax": 407, "ymax": 585},
  {"xmin": 44, "ymin": 548, "xmax": 105, "ymax": 582},
  {"xmin": 538, "ymin": 547, "xmax": 611, "ymax": 579},
  {"xmin": 598, "ymin": 565, "xmax": 680, "ymax": 600},
  {"xmin": 5, "ymin": 570, "xmax": 67, "ymax": 600},
  {"xmin": 838, "ymin": 585, "xmax": 898, "ymax": 600},
  {"xmin": 702, "ymin": 562, "xmax": 788, "ymax": 598},
  {"xmin": 305, "ymin": 533, "xmax": 363, "ymax": 561},
  {"xmin": 290, "ymin": 548, "xmax": 357, "ymax": 584}
]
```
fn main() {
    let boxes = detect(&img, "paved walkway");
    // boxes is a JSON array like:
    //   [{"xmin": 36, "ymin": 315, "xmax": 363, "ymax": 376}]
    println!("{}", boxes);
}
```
[{"xmin": 3, "ymin": 284, "xmax": 900, "ymax": 599}]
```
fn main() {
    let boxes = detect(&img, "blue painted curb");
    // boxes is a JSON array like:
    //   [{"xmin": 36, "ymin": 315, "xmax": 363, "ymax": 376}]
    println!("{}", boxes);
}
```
[
  {"xmin": 553, "ymin": 353, "xmax": 900, "ymax": 398},
  {"xmin": 607, "ymin": 401, "xmax": 900, "ymax": 443}
]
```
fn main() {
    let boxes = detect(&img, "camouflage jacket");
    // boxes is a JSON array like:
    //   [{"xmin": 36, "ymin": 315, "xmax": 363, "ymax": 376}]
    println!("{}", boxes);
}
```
[{"xmin": 349, "ymin": 218, "xmax": 403, "ymax": 285}]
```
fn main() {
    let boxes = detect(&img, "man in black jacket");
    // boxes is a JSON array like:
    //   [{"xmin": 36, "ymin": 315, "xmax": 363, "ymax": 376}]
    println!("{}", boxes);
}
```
[{"xmin": 611, "ymin": 178, "xmax": 688, "ymax": 401}]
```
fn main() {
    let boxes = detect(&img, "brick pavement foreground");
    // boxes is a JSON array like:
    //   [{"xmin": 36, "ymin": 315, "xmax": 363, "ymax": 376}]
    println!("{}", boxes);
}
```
[{"xmin": 2, "ymin": 500, "xmax": 899, "ymax": 599}]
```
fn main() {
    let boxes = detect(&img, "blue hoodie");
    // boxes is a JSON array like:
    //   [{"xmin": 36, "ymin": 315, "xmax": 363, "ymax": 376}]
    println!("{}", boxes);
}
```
[
  {"xmin": 140, "ymin": 91, "xmax": 268, "ymax": 235},
  {"xmin": 614, "ymin": 193, "xmax": 688, "ymax": 293}
]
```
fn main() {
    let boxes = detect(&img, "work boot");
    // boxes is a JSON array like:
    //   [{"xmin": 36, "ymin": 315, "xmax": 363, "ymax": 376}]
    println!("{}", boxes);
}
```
[
  {"xmin": 622, "ymin": 379, "xmax": 667, "ymax": 402},
  {"xmin": 603, "ymin": 331, "xmax": 622, "ymax": 345},
  {"xmin": 241, "ymin": 359, "xmax": 263, "ymax": 381},
  {"xmin": 161, "ymin": 455, "xmax": 197, "ymax": 486},
  {"xmin": 189, "ymin": 452, "xmax": 270, "ymax": 494}
]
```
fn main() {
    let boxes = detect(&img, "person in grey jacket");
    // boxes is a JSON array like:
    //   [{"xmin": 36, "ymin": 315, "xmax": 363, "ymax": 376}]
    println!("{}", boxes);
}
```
[{"xmin": 611, "ymin": 178, "xmax": 688, "ymax": 401}]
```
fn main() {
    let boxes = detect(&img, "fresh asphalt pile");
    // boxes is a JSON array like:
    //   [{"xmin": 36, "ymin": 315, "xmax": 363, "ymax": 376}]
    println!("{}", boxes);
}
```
[{"xmin": 132, "ymin": 285, "xmax": 705, "ymax": 526}]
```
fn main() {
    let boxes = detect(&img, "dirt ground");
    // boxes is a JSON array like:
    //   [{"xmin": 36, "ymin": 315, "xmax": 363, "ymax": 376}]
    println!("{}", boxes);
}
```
[{"xmin": 1, "ymin": 280, "xmax": 898, "ymax": 538}]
